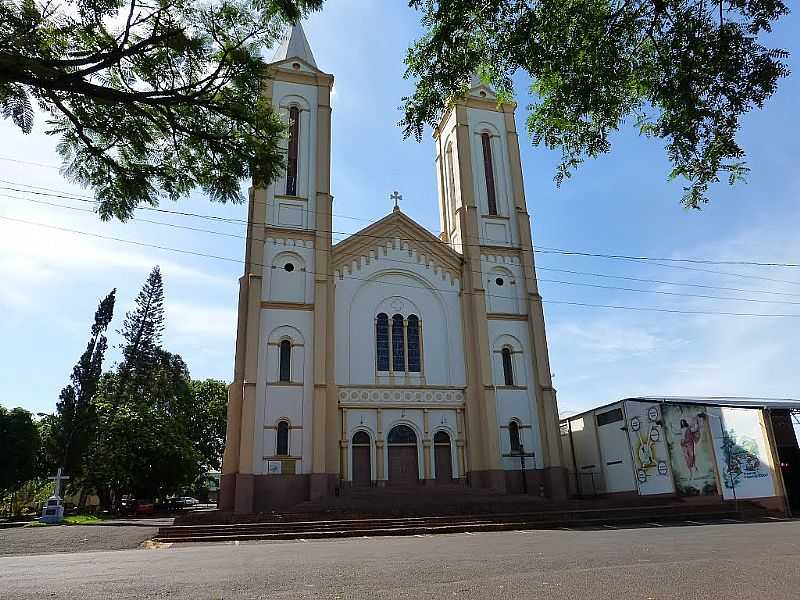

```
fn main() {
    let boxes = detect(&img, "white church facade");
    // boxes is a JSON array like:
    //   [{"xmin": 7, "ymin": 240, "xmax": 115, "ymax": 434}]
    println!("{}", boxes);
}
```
[{"xmin": 220, "ymin": 24, "xmax": 567, "ymax": 513}]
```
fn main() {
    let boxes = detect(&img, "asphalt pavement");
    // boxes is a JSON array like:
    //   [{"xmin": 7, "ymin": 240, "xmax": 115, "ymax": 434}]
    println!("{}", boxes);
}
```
[
  {"xmin": 1, "ymin": 519, "xmax": 798, "ymax": 599},
  {"xmin": 0, "ymin": 517, "xmax": 172, "ymax": 556}
]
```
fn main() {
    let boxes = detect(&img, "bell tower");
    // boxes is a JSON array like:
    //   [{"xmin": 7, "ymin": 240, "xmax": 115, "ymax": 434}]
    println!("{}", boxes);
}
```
[
  {"xmin": 220, "ymin": 22, "xmax": 338, "ymax": 513},
  {"xmin": 434, "ymin": 77, "xmax": 567, "ymax": 497}
]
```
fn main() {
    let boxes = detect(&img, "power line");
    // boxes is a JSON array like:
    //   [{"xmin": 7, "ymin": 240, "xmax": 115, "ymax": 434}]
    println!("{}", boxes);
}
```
[
  {"xmin": 535, "ymin": 266, "xmax": 800, "ymax": 298},
  {"xmin": 537, "ymin": 246, "xmax": 800, "ymax": 268},
  {"xmin": 542, "ymin": 299, "xmax": 800, "ymax": 318},
  {"xmin": 8, "ymin": 193, "xmax": 800, "ymax": 307},
  {"xmin": 4, "ymin": 213, "xmax": 800, "ymax": 319},
  {"xmin": 3, "ymin": 178, "xmax": 800, "ymax": 273},
  {"xmin": 0, "ymin": 156, "xmax": 60, "ymax": 169},
  {"xmin": 537, "ymin": 278, "xmax": 800, "ymax": 306}
]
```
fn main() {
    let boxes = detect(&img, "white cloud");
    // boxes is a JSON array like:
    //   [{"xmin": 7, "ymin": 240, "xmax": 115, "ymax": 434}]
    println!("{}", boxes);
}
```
[
  {"xmin": 165, "ymin": 302, "xmax": 237, "ymax": 342},
  {"xmin": 551, "ymin": 209, "xmax": 800, "ymax": 413}
]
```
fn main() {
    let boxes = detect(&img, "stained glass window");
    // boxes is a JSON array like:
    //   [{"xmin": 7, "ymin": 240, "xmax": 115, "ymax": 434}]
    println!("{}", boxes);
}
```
[
  {"xmin": 482, "ymin": 132, "xmax": 497, "ymax": 215},
  {"xmin": 376, "ymin": 313, "xmax": 389, "ymax": 371},
  {"xmin": 276, "ymin": 421, "xmax": 289, "ymax": 456},
  {"xmin": 391, "ymin": 314, "xmax": 405, "ymax": 372},
  {"xmin": 407, "ymin": 314, "xmax": 421, "ymax": 372},
  {"xmin": 286, "ymin": 106, "xmax": 300, "ymax": 196},
  {"xmin": 509, "ymin": 421, "xmax": 521, "ymax": 453},
  {"xmin": 279, "ymin": 340, "xmax": 291, "ymax": 382},
  {"xmin": 501, "ymin": 347, "xmax": 514, "ymax": 386}
]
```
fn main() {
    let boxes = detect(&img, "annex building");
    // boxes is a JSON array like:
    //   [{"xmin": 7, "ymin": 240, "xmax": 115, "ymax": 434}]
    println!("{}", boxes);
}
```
[{"xmin": 220, "ymin": 24, "xmax": 566, "ymax": 513}]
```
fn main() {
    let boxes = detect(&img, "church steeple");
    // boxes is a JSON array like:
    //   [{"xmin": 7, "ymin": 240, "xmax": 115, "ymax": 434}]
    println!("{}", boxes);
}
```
[{"xmin": 271, "ymin": 22, "xmax": 317, "ymax": 68}]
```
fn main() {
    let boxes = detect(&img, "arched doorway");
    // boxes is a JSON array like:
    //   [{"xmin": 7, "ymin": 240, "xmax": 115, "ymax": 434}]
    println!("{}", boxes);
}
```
[
  {"xmin": 387, "ymin": 425, "xmax": 419, "ymax": 486},
  {"xmin": 351, "ymin": 431, "xmax": 371, "ymax": 486},
  {"xmin": 433, "ymin": 431, "xmax": 453, "ymax": 483}
]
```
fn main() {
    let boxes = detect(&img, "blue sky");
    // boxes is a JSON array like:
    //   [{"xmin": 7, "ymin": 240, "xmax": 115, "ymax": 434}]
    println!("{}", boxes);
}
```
[{"xmin": 2, "ymin": 1, "xmax": 799, "ymax": 419}]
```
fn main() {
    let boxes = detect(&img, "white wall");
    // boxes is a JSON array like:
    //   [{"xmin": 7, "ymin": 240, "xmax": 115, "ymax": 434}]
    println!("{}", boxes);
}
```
[
  {"xmin": 488, "ymin": 318, "xmax": 543, "ymax": 470},
  {"xmin": 565, "ymin": 414, "xmax": 604, "ymax": 493},
  {"xmin": 334, "ymin": 239, "xmax": 465, "ymax": 387},
  {"xmin": 254, "ymin": 306, "xmax": 314, "ymax": 475},
  {"xmin": 466, "ymin": 107, "xmax": 519, "ymax": 248},
  {"xmin": 268, "ymin": 79, "xmax": 318, "ymax": 231}
]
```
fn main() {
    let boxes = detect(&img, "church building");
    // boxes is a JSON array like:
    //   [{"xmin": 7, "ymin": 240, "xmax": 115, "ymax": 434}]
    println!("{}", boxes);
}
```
[{"xmin": 220, "ymin": 24, "xmax": 567, "ymax": 513}]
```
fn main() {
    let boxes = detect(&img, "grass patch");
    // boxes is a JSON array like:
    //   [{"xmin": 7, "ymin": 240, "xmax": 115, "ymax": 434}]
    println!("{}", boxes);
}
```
[
  {"xmin": 23, "ymin": 520, "xmax": 49, "ymax": 527},
  {"xmin": 63, "ymin": 514, "xmax": 107, "ymax": 525}
]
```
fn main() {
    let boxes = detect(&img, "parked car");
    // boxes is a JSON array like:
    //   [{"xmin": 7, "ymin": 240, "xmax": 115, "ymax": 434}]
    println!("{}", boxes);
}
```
[
  {"xmin": 164, "ymin": 496, "xmax": 199, "ymax": 510},
  {"xmin": 133, "ymin": 500, "xmax": 156, "ymax": 515}
]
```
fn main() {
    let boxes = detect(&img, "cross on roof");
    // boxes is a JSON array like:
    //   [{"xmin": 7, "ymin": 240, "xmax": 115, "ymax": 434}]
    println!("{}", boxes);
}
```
[{"xmin": 390, "ymin": 191, "xmax": 402, "ymax": 211}]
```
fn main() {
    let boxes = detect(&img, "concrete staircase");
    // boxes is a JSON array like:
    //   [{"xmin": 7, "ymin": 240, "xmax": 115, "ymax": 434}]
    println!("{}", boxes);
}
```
[{"xmin": 155, "ymin": 498, "xmax": 761, "ymax": 544}]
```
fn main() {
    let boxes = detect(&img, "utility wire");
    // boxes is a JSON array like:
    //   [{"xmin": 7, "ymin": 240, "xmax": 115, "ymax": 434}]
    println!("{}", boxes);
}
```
[
  {"xmin": 5, "ymin": 182, "xmax": 800, "ymax": 291},
  {"xmin": 4, "ymin": 213, "xmax": 800, "ymax": 319},
  {"xmin": 7, "ymin": 193, "xmax": 800, "ymax": 307},
  {"xmin": 3, "ymin": 178, "xmax": 800, "ymax": 271}
]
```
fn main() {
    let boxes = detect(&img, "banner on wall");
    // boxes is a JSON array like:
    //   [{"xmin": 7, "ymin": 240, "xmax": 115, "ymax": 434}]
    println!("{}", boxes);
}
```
[
  {"xmin": 663, "ymin": 404, "xmax": 719, "ymax": 496},
  {"xmin": 709, "ymin": 407, "xmax": 776, "ymax": 500},
  {"xmin": 624, "ymin": 401, "xmax": 673, "ymax": 495}
]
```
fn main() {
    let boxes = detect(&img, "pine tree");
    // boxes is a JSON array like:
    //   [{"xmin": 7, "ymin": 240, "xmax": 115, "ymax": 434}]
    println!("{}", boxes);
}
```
[
  {"xmin": 51, "ymin": 289, "xmax": 116, "ymax": 481},
  {"xmin": 117, "ymin": 266, "xmax": 165, "ymax": 397}
]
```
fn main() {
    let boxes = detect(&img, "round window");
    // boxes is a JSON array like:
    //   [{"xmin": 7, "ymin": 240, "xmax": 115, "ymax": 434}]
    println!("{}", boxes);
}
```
[
  {"xmin": 284, "ymin": 263, "xmax": 295, "ymax": 272},
  {"xmin": 495, "ymin": 277, "xmax": 504, "ymax": 286}
]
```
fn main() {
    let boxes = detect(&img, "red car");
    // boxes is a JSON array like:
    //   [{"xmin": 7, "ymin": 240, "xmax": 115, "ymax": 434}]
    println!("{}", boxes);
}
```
[{"xmin": 133, "ymin": 500, "xmax": 155, "ymax": 515}]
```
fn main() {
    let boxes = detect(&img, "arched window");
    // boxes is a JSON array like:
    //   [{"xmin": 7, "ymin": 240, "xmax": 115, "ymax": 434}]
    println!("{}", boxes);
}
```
[
  {"xmin": 375, "ymin": 313, "xmax": 389, "ymax": 371},
  {"xmin": 387, "ymin": 424, "xmax": 417, "ymax": 444},
  {"xmin": 445, "ymin": 144, "xmax": 456, "ymax": 209},
  {"xmin": 481, "ymin": 132, "xmax": 497, "ymax": 215},
  {"xmin": 508, "ymin": 421, "xmax": 521, "ymax": 453},
  {"xmin": 352, "ymin": 431, "xmax": 370, "ymax": 445},
  {"xmin": 391, "ymin": 314, "xmax": 405, "ymax": 372},
  {"xmin": 286, "ymin": 106, "xmax": 300, "ymax": 196},
  {"xmin": 279, "ymin": 339, "xmax": 291, "ymax": 382},
  {"xmin": 501, "ymin": 347, "xmax": 514, "ymax": 386},
  {"xmin": 276, "ymin": 421, "xmax": 289, "ymax": 456},
  {"xmin": 433, "ymin": 431, "xmax": 450, "ymax": 444},
  {"xmin": 406, "ymin": 314, "xmax": 421, "ymax": 372}
]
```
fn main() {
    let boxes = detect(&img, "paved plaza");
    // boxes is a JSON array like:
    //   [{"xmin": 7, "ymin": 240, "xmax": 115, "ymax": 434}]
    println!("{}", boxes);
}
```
[{"xmin": 1, "ymin": 519, "xmax": 798, "ymax": 599}]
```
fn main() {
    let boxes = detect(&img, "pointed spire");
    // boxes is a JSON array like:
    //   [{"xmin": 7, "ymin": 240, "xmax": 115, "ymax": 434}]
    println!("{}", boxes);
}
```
[{"xmin": 271, "ymin": 22, "xmax": 317, "ymax": 68}]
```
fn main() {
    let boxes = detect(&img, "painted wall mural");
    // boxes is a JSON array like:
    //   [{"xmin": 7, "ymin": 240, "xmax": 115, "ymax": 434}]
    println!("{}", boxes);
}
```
[
  {"xmin": 624, "ymin": 401, "xmax": 673, "ymax": 495},
  {"xmin": 709, "ymin": 407, "xmax": 776, "ymax": 500},
  {"xmin": 663, "ymin": 404, "xmax": 718, "ymax": 496}
]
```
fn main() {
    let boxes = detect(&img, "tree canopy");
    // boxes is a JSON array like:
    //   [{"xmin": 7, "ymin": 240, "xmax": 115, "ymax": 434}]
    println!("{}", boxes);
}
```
[
  {"xmin": 0, "ymin": 406, "xmax": 41, "ymax": 499},
  {"xmin": 402, "ymin": 0, "xmax": 790, "ymax": 207},
  {"xmin": 49, "ymin": 289, "xmax": 115, "ymax": 480},
  {"xmin": 0, "ymin": 0, "xmax": 322, "ymax": 220}
]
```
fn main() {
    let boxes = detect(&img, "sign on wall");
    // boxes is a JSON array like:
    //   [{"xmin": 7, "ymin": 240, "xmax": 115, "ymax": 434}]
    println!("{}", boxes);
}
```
[
  {"xmin": 663, "ymin": 404, "xmax": 718, "ymax": 496},
  {"xmin": 624, "ymin": 401, "xmax": 674, "ymax": 495},
  {"xmin": 708, "ymin": 407, "xmax": 776, "ymax": 500},
  {"xmin": 267, "ymin": 460, "xmax": 282, "ymax": 475}
]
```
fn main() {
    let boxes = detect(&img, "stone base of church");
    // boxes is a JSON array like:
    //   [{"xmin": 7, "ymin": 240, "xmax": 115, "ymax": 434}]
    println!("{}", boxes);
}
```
[
  {"xmin": 309, "ymin": 473, "xmax": 339, "ymax": 500},
  {"xmin": 467, "ymin": 469, "xmax": 508, "ymax": 493},
  {"xmin": 217, "ymin": 468, "xmax": 569, "ymax": 514},
  {"xmin": 218, "ymin": 473, "xmax": 236, "ymax": 511},
  {"xmin": 219, "ymin": 473, "xmax": 309, "ymax": 513}
]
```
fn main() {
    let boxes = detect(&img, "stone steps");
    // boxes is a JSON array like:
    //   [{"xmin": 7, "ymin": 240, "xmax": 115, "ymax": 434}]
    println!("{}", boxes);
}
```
[{"xmin": 155, "ymin": 502, "xmax": 758, "ymax": 543}]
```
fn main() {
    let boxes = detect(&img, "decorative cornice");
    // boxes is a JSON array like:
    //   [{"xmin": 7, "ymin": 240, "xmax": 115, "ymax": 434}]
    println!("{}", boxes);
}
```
[
  {"xmin": 486, "ymin": 313, "xmax": 528, "ymax": 321},
  {"xmin": 261, "ymin": 302, "xmax": 314, "ymax": 311},
  {"xmin": 338, "ymin": 387, "xmax": 465, "ymax": 407},
  {"xmin": 332, "ymin": 210, "xmax": 463, "ymax": 284},
  {"xmin": 264, "ymin": 227, "xmax": 316, "ymax": 243}
]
